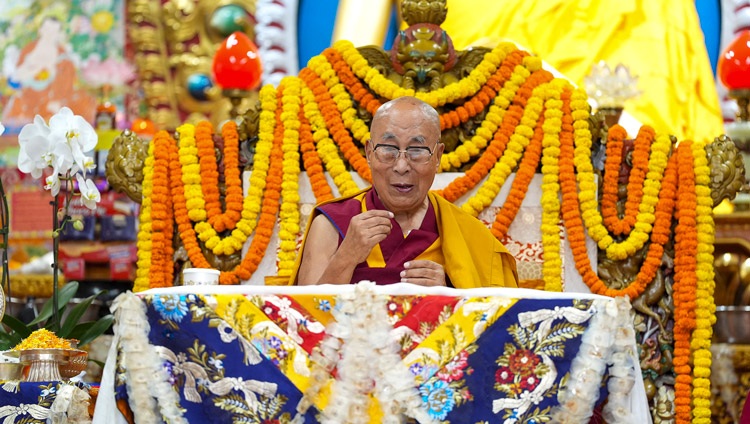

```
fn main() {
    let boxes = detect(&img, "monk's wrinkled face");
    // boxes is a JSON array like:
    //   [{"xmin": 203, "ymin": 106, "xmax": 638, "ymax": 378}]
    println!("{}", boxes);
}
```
[{"xmin": 366, "ymin": 101, "xmax": 443, "ymax": 215}]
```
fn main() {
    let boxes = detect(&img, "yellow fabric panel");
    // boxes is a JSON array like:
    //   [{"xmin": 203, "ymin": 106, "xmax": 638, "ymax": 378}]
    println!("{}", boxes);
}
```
[
  {"xmin": 213, "ymin": 294, "xmax": 314, "ymax": 395},
  {"xmin": 332, "ymin": 0, "xmax": 723, "ymax": 143},
  {"xmin": 402, "ymin": 296, "xmax": 517, "ymax": 385}
]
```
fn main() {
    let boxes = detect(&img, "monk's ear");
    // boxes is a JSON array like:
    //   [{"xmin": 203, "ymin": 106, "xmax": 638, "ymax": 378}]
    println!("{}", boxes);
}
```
[{"xmin": 434, "ymin": 142, "xmax": 445, "ymax": 168}]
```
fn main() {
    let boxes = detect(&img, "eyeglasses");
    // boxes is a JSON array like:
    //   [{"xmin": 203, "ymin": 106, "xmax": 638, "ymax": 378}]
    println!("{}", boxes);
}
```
[{"xmin": 370, "ymin": 143, "xmax": 436, "ymax": 164}]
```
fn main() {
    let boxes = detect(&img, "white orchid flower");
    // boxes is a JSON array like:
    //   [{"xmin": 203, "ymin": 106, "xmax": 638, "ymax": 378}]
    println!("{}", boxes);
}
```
[
  {"xmin": 76, "ymin": 174, "xmax": 101, "ymax": 210},
  {"xmin": 82, "ymin": 155, "xmax": 97, "ymax": 175},
  {"xmin": 18, "ymin": 115, "xmax": 57, "ymax": 178},
  {"xmin": 45, "ymin": 171, "xmax": 62, "ymax": 196},
  {"xmin": 0, "ymin": 122, "xmax": 4, "ymax": 135},
  {"xmin": 48, "ymin": 107, "xmax": 97, "ymax": 175}
]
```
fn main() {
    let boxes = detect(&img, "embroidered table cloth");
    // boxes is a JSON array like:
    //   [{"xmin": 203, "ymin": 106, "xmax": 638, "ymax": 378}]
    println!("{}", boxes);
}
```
[
  {"xmin": 94, "ymin": 284, "xmax": 650, "ymax": 423},
  {"xmin": 0, "ymin": 380, "xmax": 92, "ymax": 422}
]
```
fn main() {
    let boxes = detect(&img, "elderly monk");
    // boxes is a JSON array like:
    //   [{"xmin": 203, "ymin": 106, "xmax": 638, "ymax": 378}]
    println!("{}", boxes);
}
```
[{"xmin": 290, "ymin": 96, "xmax": 518, "ymax": 287}]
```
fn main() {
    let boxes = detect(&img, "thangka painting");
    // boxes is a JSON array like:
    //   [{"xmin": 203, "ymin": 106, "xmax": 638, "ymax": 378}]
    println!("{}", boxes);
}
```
[{"xmin": 0, "ymin": 0, "xmax": 131, "ymax": 134}]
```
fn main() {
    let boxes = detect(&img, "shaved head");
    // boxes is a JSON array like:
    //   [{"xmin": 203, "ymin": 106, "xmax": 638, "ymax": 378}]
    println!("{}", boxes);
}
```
[{"xmin": 373, "ymin": 97, "xmax": 440, "ymax": 135}]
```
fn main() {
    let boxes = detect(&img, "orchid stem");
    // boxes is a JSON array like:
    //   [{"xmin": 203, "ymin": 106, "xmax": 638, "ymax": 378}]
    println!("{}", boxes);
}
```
[{"xmin": 51, "ymin": 195, "xmax": 60, "ymax": 332}]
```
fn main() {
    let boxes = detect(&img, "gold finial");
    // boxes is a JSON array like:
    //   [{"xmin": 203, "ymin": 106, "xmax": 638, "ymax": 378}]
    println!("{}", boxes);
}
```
[{"xmin": 401, "ymin": 0, "xmax": 447, "ymax": 27}]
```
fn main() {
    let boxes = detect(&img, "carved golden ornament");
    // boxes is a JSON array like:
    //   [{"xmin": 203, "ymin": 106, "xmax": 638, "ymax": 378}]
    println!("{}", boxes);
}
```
[
  {"xmin": 127, "ymin": 0, "xmax": 257, "ymax": 129},
  {"xmin": 401, "ymin": 0, "xmax": 447, "ymax": 26},
  {"xmin": 105, "ymin": 129, "xmax": 150, "ymax": 203}
]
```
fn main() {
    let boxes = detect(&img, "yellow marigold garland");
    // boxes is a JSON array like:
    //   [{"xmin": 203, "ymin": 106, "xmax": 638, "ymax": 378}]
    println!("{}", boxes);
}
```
[
  {"xmin": 133, "ymin": 141, "xmax": 155, "ymax": 292},
  {"xmin": 539, "ymin": 80, "xmax": 565, "ymax": 292},
  {"xmin": 572, "ymin": 86, "xmax": 671, "ymax": 261},
  {"xmin": 691, "ymin": 141, "xmax": 715, "ymax": 423},
  {"xmin": 335, "ymin": 39, "xmax": 516, "ymax": 108},
  {"xmin": 461, "ymin": 76, "xmax": 547, "ymax": 216},
  {"xmin": 278, "ymin": 77, "xmax": 303, "ymax": 275},
  {"xmin": 177, "ymin": 124, "xmax": 205, "ymax": 222},
  {"xmin": 441, "ymin": 50, "xmax": 529, "ymax": 171}
]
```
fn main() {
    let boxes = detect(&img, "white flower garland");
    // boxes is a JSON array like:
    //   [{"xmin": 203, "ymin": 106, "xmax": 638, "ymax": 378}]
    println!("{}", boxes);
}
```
[
  {"xmin": 112, "ymin": 292, "xmax": 186, "ymax": 424},
  {"xmin": 601, "ymin": 297, "xmax": 639, "ymax": 423},
  {"xmin": 49, "ymin": 384, "xmax": 91, "ymax": 423},
  {"xmin": 551, "ymin": 297, "xmax": 636, "ymax": 423},
  {"xmin": 294, "ymin": 282, "xmax": 434, "ymax": 424}
]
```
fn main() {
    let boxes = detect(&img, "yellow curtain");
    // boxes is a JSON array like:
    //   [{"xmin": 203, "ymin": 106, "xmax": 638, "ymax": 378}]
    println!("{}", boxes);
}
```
[{"xmin": 332, "ymin": 0, "xmax": 723, "ymax": 143}]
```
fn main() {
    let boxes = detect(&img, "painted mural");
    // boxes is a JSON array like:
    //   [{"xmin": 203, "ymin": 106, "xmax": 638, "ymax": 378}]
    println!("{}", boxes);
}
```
[{"xmin": 0, "ymin": 0, "xmax": 130, "ymax": 134}]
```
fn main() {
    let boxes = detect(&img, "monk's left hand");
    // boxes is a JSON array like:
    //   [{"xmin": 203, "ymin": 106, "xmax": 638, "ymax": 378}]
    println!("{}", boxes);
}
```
[{"xmin": 400, "ymin": 260, "xmax": 446, "ymax": 287}]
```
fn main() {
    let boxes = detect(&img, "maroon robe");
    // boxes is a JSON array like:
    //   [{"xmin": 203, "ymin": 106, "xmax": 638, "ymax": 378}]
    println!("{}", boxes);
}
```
[{"xmin": 317, "ymin": 189, "xmax": 439, "ymax": 285}]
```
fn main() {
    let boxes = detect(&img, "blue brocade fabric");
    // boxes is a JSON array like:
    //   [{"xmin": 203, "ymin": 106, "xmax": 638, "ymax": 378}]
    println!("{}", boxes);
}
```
[{"xmin": 114, "ymin": 293, "xmax": 610, "ymax": 423}]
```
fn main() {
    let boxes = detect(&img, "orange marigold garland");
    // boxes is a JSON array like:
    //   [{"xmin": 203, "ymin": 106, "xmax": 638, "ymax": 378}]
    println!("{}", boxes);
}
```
[
  {"xmin": 559, "ymin": 89, "xmax": 678, "ymax": 299},
  {"xmin": 601, "ymin": 125, "xmax": 654, "ymax": 236},
  {"xmin": 461, "ymin": 76, "xmax": 548, "ymax": 216},
  {"xmin": 491, "ymin": 107, "xmax": 544, "ymax": 239},
  {"xmin": 208, "ymin": 120, "xmax": 243, "ymax": 232},
  {"xmin": 599, "ymin": 124, "xmax": 625, "ymax": 232},
  {"xmin": 299, "ymin": 67, "xmax": 371, "ymax": 182},
  {"xmin": 437, "ymin": 67, "xmax": 554, "ymax": 202},
  {"xmin": 195, "ymin": 121, "xmax": 221, "ymax": 225},
  {"xmin": 672, "ymin": 141, "xmax": 698, "ymax": 423},
  {"xmin": 150, "ymin": 131, "xmax": 175, "ymax": 288},
  {"xmin": 299, "ymin": 102, "xmax": 335, "ymax": 202}
]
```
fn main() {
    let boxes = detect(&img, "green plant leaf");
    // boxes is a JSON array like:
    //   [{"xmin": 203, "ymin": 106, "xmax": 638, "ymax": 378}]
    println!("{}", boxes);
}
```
[
  {"xmin": 1, "ymin": 314, "xmax": 33, "ymax": 340},
  {"xmin": 0, "ymin": 330, "xmax": 21, "ymax": 351},
  {"xmin": 59, "ymin": 291, "xmax": 107, "ymax": 338},
  {"xmin": 30, "ymin": 281, "xmax": 79, "ymax": 328},
  {"xmin": 77, "ymin": 314, "xmax": 113, "ymax": 347},
  {"xmin": 66, "ymin": 322, "xmax": 96, "ymax": 340}
]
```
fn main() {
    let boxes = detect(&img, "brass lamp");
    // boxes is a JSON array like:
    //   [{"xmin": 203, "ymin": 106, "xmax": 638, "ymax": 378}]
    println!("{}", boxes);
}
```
[{"xmin": 211, "ymin": 31, "xmax": 263, "ymax": 119}]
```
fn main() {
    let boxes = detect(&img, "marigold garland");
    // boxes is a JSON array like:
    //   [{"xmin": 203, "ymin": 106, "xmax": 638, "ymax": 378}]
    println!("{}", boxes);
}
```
[
  {"xmin": 299, "ymin": 67, "xmax": 371, "ymax": 182},
  {"xmin": 442, "ymin": 50, "xmax": 529, "ymax": 171},
  {"xmin": 278, "ymin": 77, "xmax": 303, "ymax": 276},
  {"xmin": 539, "ymin": 81, "xmax": 565, "ymax": 292},
  {"xmin": 601, "ymin": 125, "xmax": 654, "ymax": 236},
  {"xmin": 491, "ymin": 106, "xmax": 544, "ymax": 239},
  {"xmin": 208, "ymin": 120, "xmax": 243, "ymax": 232},
  {"xmin": 461, "ymin": 79, "xmax": 550, "ymax": 216},
  {"xmin": 300, "ymin": 84, "xmax": 361, "ymax": 196},
  {"xmin": 195, "ymin": 121, "xmax": 221, "ymax": 226},
  {"xmin": 572, "ymin": 90, "xmax": 671, "ymax": 261},
  {"xmin": 298, "ymin": 100, "xmax": 335, "ymax": 202},
  {"xmin": 560, "ymin": 89, "xmax": 678, "ymax": 299},
  {"xmin": 335, "ymin": 39, "xmax": 517, "ymax": 108},
  {"xmin": 133, "ymin": 141, "xmax": 155, "ymax": 292},
  {"xmin": 132, "ymin": 38, "xmax": 720, "ymax": 424},
  {"xmin": 672, "ymin": 141, "xmax": 698, "ymax": 424},
  {"xmin": 437, "ymin": 67, "xmax": 554, "ymax": 202},
  {"xmin": 149, "ymin": 131, "xmax": 175, "ymax": 288},
  {"xmin": 177, "ymin": 124, "xmax": 205, "ymax": 223},
  {"xmin": 691, "ymin": 140, "xmax": 715, "ymax": 423}
]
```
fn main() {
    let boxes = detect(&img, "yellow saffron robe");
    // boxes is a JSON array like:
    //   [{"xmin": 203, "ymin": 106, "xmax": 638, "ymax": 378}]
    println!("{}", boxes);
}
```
[{"xmin": 289, "ymin": 188, "xmax": 519, "ymax": 288}]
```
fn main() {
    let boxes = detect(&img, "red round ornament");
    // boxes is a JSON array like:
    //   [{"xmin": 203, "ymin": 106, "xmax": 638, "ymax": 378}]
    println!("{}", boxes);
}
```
[
  {"xmin": 718, "ymin": 30, "xmax": 750, "ymax": 90},
  {"xmin": 212, "ymin": 31, "xmax": 263, "ymax": 91}
]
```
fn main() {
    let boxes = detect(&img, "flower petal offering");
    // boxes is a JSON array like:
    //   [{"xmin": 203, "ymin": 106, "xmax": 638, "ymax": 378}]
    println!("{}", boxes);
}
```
[{"xmin": 12, "ymin": 329, "xmax": 72, "ymax": 351}]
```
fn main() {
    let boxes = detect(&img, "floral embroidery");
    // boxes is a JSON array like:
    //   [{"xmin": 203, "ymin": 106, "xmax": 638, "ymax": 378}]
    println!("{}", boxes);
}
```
[{"xmin": 153, "ymin": 294, "xmax": 189, "ymax": 323}]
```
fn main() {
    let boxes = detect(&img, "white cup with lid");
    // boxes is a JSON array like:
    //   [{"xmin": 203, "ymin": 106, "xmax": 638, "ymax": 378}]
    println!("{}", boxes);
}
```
[{"xmin": 182, "ymin": 268, "xmax": 220, "ymax": 285}]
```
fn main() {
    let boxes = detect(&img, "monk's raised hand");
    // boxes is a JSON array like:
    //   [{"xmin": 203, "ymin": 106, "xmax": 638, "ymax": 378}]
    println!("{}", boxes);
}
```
[
  {"xmin": 341, "ymin": 210, "xmax": 394, "ymax": 264},
  {"xmin": 400, "ymin": 260, "xmax": 446, "ymax": 286}
]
